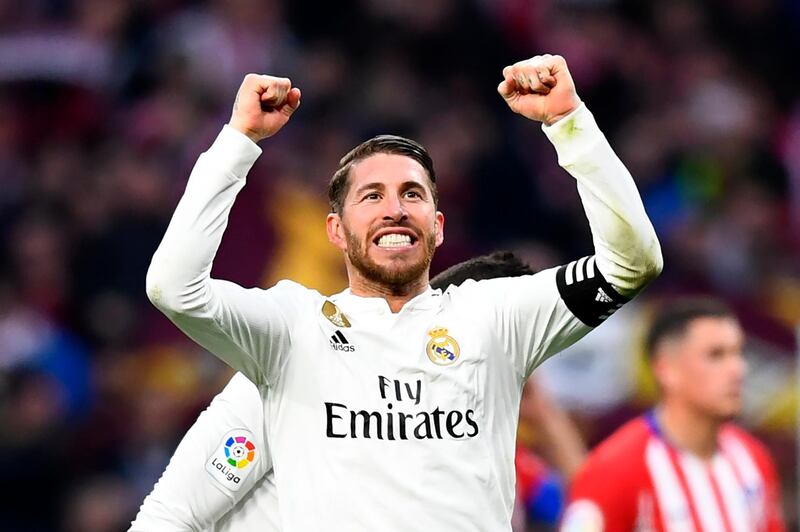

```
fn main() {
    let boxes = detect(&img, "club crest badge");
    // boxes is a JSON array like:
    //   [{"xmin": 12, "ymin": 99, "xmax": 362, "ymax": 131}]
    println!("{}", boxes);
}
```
[
  {"xmin": 426, "ymin": 327, "xmax": 460, "ymax": 366},
  {"xmin": 322, "ymin": 300, "xmax": 351, "ymax": 328}
]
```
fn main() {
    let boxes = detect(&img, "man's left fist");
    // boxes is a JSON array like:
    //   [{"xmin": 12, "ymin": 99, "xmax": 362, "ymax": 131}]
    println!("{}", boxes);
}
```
[{"xmin": 497, "ymin": 54, "xmax": 581, "ymax": 126}]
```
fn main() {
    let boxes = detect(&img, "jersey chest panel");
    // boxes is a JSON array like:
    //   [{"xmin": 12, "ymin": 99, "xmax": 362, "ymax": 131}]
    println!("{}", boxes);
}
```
[
  {"xmin": 276, "ymin": 306, "xmax": 503, "ymax": 443},
  {"xmin": 264, "ymin": 300, "xmax": 520, "ymax": 530}
]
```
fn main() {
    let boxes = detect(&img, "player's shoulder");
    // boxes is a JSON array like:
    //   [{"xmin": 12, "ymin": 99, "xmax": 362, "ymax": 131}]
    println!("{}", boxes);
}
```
[
  {"xmin": 442, "ymin": 268, "xmax": 556, "ymax": 301},
  {"xmin": 214, "ymin": 372, "xmax": 264, "ymax": 407},
  {"xmin": 270, "ymin": 279, "xmax": 323, "ymax": 297},
  {"xmin": 721, "ymin": 422, "xmax": 764, "ymax": 446},
  {"xmin": 200, "ymin": 373, "xmax": 267, "ymax": 439},
  {"xmin": 578, "ymin": 416, "xmax": 651, "ymax": 476},
  {"xmin": 720, "ymin": 423, "xmax": 777, "ymax": 470},
  {"xmin": 266, "ymin": 279, "xmax": 327, "ymax": 308},
  {"xmin": 566, "ymin": 417, "xmax": 651, "ymax": 529}
]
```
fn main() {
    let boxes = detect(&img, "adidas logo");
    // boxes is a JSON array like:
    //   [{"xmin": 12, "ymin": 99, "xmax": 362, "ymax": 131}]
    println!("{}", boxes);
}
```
[
  {"xmin": 595, "ymin": 288, "xmax": 625, "ymax": 322},
  {"xmin": 330, "ymin": 330, "xmax": 355, "ymax": 352},
  {"xmin": 595, "ymin": 288, "xmax": 613, "ymax": 303}
]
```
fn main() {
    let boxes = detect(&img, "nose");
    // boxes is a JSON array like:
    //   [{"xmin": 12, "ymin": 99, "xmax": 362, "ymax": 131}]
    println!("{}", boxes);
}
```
[{"xmin": 382, "ymin": 193, "xmax": 408, "ymax": 223}]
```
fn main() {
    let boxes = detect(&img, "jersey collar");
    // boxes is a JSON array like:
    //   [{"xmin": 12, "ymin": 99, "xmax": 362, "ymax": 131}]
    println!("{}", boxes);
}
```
[
  {"xmin": 646, "ymin": 409, "xmax": 725, "ymax": 460},
  {"xmin": 330, "ymin": 285, "xmax": 442, "ymax": 314}
]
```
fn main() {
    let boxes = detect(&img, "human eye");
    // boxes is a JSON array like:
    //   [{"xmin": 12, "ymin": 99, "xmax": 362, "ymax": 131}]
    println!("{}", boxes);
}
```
[
  {"xmin": 707, "ymin": 347, "xmax": 726, "ymax": 361},
  {"xmin": 404, "ymin": 189, "xmax": 423, "ymax": 199},
  {"xmin": 363, "ymin": 192, "xmax": 381, "ymax": 201}
]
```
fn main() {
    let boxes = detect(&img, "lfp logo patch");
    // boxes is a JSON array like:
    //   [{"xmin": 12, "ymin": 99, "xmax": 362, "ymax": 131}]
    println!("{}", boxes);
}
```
[
  {"xmin": 206, "ymin": 429, "xmax": 258, "ymax": 492},
  {"xmin": 225, "ymin": 435, "xmax": 256, "ymax": 468}
]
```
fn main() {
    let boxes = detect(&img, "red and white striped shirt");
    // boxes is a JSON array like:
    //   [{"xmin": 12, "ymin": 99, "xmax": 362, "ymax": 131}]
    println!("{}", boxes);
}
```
[{"xmin": 561, "ymin": 413, "xmax": 784, "ymax": 532}]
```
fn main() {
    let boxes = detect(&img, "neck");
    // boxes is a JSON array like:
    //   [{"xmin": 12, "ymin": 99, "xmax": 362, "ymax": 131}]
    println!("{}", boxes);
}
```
[
  {"xmin": 656, "ymin": 400, "xmax": 722, "ymax": 460},
  {"xmin": 347, "ymin": 271, "xmax": 429, "ymax": 313}
]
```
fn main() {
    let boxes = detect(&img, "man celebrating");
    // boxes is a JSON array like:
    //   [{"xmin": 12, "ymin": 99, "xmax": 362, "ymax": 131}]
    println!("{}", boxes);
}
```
[
  {"xmin": 130, "ymin": 252, "xmax": 584, "ymax": 531},
  {"xmin": 561, "ymin": 299, "xmax": 785, "ymax": 531},
  {"xmin": 145, "ymin": 55, "xmax": 662, "ymax": 530}
]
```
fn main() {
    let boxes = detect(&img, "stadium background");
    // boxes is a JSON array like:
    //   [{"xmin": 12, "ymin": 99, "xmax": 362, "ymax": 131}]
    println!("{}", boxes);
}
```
[{"xmin": 0, "ymin": 0, "xmax": 797, "ymax": 530}]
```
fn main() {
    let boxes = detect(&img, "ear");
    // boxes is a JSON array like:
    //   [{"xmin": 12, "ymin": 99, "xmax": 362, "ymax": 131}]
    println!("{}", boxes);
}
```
[
  {"xmin": 652, "ymin": 352, "xmax": 679, "ymax": 394},
  {"xmin": 434, "ymin": 210, "xmax": 445, "ymax": 248},
  {"xmin": 326, "ymin": 213, "xmax": 347, "ymax": 251}
]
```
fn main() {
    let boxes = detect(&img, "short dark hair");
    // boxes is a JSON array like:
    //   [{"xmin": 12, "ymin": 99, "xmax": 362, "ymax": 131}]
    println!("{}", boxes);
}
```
[
  {"xmin": 646, "ymin": 298, "xmax": 737, "ymax": 358},
  {"xmin": 430, "ymin": 251, "xmax": 535, "ymax": 290},
  {"xmin": 327, "ymin": 134, "xmax": 437, "ymax": 214}
]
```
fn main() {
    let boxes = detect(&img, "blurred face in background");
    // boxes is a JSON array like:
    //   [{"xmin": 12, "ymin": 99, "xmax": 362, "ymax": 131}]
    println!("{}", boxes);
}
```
[
  {"xmin": 654, "ymin": 316, "xmax": 747, "ymax": 422},
  {"xmin": 327, "ymin": 153, "xmax": 444, "ymax": 289}
]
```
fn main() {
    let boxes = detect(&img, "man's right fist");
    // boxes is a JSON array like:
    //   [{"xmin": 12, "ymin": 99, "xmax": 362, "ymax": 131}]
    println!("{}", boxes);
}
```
[{"xmin": 228, "ymin": 74, "xmax": 301, "ymax": 144}]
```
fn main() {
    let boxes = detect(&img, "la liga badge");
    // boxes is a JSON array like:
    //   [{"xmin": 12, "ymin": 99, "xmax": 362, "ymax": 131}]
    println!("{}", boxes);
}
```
[{"xmin": 205, "ymin": 429, "xmax": 257, "ymax": 492}]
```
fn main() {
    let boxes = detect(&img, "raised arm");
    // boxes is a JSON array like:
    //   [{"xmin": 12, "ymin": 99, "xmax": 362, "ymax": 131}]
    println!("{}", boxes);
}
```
[
  {"xmin": 471, "ymin": 55, "xmax": 662, "ymax": 378},
  {"xmin": 498, "ymin": 54, "xmax": 662, "ymax": 301},
  {"xmin": 145, "ymin": 75, "xmax": 302, "ymax": 384}
]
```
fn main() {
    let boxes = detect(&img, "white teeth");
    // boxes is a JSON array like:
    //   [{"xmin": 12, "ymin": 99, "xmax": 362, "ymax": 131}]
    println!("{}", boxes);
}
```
[{"xmin": 377, "ymin": 233, "xmax": 412, "ymax": 247}]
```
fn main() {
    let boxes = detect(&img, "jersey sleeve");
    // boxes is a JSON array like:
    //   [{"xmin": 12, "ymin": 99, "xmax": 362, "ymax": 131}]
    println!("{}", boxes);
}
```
[
  {"xmin": 214, "ymin": 472, "xmax": 281, "ymax": 532},
  {"xmin": 146, "ymin": 126, "xmax": 303, "ymax": 385},
  {"xmin": 542, "ymin": 103, "xmax": 662, "ymax": 298},
  {"xmin": 128, "ymin": 373, "xmax": 271, "ymax": 532},
  {"xmin": 555, "ymin": 255, "xmax": 630, "ymax": 328},
  {"xmin": 458, "ymin": 258, "xmax": 629, "ymax": 378},
  {"xmin": 462, "ymin": 104, "xmax": 660, "ymax": 378}
]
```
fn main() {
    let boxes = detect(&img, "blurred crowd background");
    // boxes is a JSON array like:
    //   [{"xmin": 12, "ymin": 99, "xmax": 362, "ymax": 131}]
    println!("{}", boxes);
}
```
[{"xmin": 0, "ymin": 0, "xmax": 798, "ymax": 530}]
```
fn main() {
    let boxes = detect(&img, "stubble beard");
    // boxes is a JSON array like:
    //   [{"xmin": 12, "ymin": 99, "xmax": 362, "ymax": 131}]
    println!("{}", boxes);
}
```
[{"xmin": 344, "ymin": 223, "xmax": 436, "ymax": 292}]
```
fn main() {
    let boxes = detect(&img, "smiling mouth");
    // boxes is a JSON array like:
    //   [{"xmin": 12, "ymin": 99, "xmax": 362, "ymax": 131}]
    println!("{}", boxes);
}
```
[{"xmin": 373, "ymin": 232, "xmax": 417, "ymax": 249}]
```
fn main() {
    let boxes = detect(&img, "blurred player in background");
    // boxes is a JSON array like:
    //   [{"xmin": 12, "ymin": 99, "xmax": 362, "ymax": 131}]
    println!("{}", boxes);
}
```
[
  {"xmin": 561, "ymin": 299, "xmax": 785, "ymax": 532},
  {"xmin": 131, "ymin": 251, "xmax": 587, "ymax": 531},
  {"xmin": 515, "ymin": 376, "xmax": 587, "ymax": 530},
  {"xmin": 128, "ymin": 370, "xmax": 277, "ymax": 532},
  {"xmin": 145, "ymin": 54, "xmax": 662, "ymax": 530}
]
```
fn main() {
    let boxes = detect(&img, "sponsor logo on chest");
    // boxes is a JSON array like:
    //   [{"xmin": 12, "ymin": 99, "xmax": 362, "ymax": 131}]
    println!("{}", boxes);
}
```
[{"xmin": 322, "ymin": 326, "xmax": 479, "ymax": 441}]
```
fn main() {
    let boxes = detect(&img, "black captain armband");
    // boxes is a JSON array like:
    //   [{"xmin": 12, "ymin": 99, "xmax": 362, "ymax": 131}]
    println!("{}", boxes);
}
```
[{"xmin": 555, "ymin": 256, "xmax": 630, "ymax": 327}]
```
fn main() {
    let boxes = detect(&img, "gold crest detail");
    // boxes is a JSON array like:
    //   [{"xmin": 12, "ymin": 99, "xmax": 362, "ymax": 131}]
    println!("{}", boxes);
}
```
[
  {"xmin": 322, "ymin": 300, "xmax": 351, "ymax": 328},
  {"xmin": 426, "ymin": 327, "xmax": 460, "ymax": 366}
]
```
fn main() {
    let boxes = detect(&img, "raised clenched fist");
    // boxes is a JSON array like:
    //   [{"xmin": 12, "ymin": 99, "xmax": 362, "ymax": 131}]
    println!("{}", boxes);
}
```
[
  {"xmin": 497, "ymin": 55, "xmax": 581, "ymax": 126},
  {"xmin": 228, "ymin": 74, "xmax": 301, "ymax": 143}
]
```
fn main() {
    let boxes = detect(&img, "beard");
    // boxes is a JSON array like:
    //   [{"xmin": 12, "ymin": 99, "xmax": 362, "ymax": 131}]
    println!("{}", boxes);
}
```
[{"xmin": 343, "ymin": 222, "xmax": 436, "ymax": 291}]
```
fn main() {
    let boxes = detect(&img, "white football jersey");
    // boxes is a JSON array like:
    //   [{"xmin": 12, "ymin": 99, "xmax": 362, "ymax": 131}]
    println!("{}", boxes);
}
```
[
  {"xmin": 145, "ymin": 103, "xmax": 660, "ymax": 531},
  {"xmin": 129, "ymin": 372, "xmax": 279, "ymax": 531},
  {"xmin": 261, "ymin": 275, "xmax": 591, "ymax": 530}
]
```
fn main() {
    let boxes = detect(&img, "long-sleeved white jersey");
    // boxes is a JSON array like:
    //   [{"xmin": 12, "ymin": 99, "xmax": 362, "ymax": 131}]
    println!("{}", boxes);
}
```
[
  {"xmin": 129, "ymin": 372, "xmax": 279, "ymax": 531},
  {"xmin": 144, "ymin": 103, "xmax": 661, "ymax": 531}
]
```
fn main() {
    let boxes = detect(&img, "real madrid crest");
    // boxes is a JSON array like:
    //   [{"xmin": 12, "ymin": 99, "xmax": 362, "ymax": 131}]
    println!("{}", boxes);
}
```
[
  {"xmin": 322, "ymin": 300, "xmax": 351, "ymax": 328},
  {"xmin": 426, "ymin": 327, "xmax": 460, "ymax": 366}
]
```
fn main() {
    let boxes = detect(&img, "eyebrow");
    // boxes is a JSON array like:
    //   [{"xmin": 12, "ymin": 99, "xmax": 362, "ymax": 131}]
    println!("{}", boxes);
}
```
[
  {"xmin": 400, "ymin": 181, "xmax": 427, "ymax": 192},
  {"xmin": 353, "ymin": 181, "xmax": 428, "ymax": 197},
  {"xmin": 353, "ymin": 182, "xmax": 386, "ymax": 197}
]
